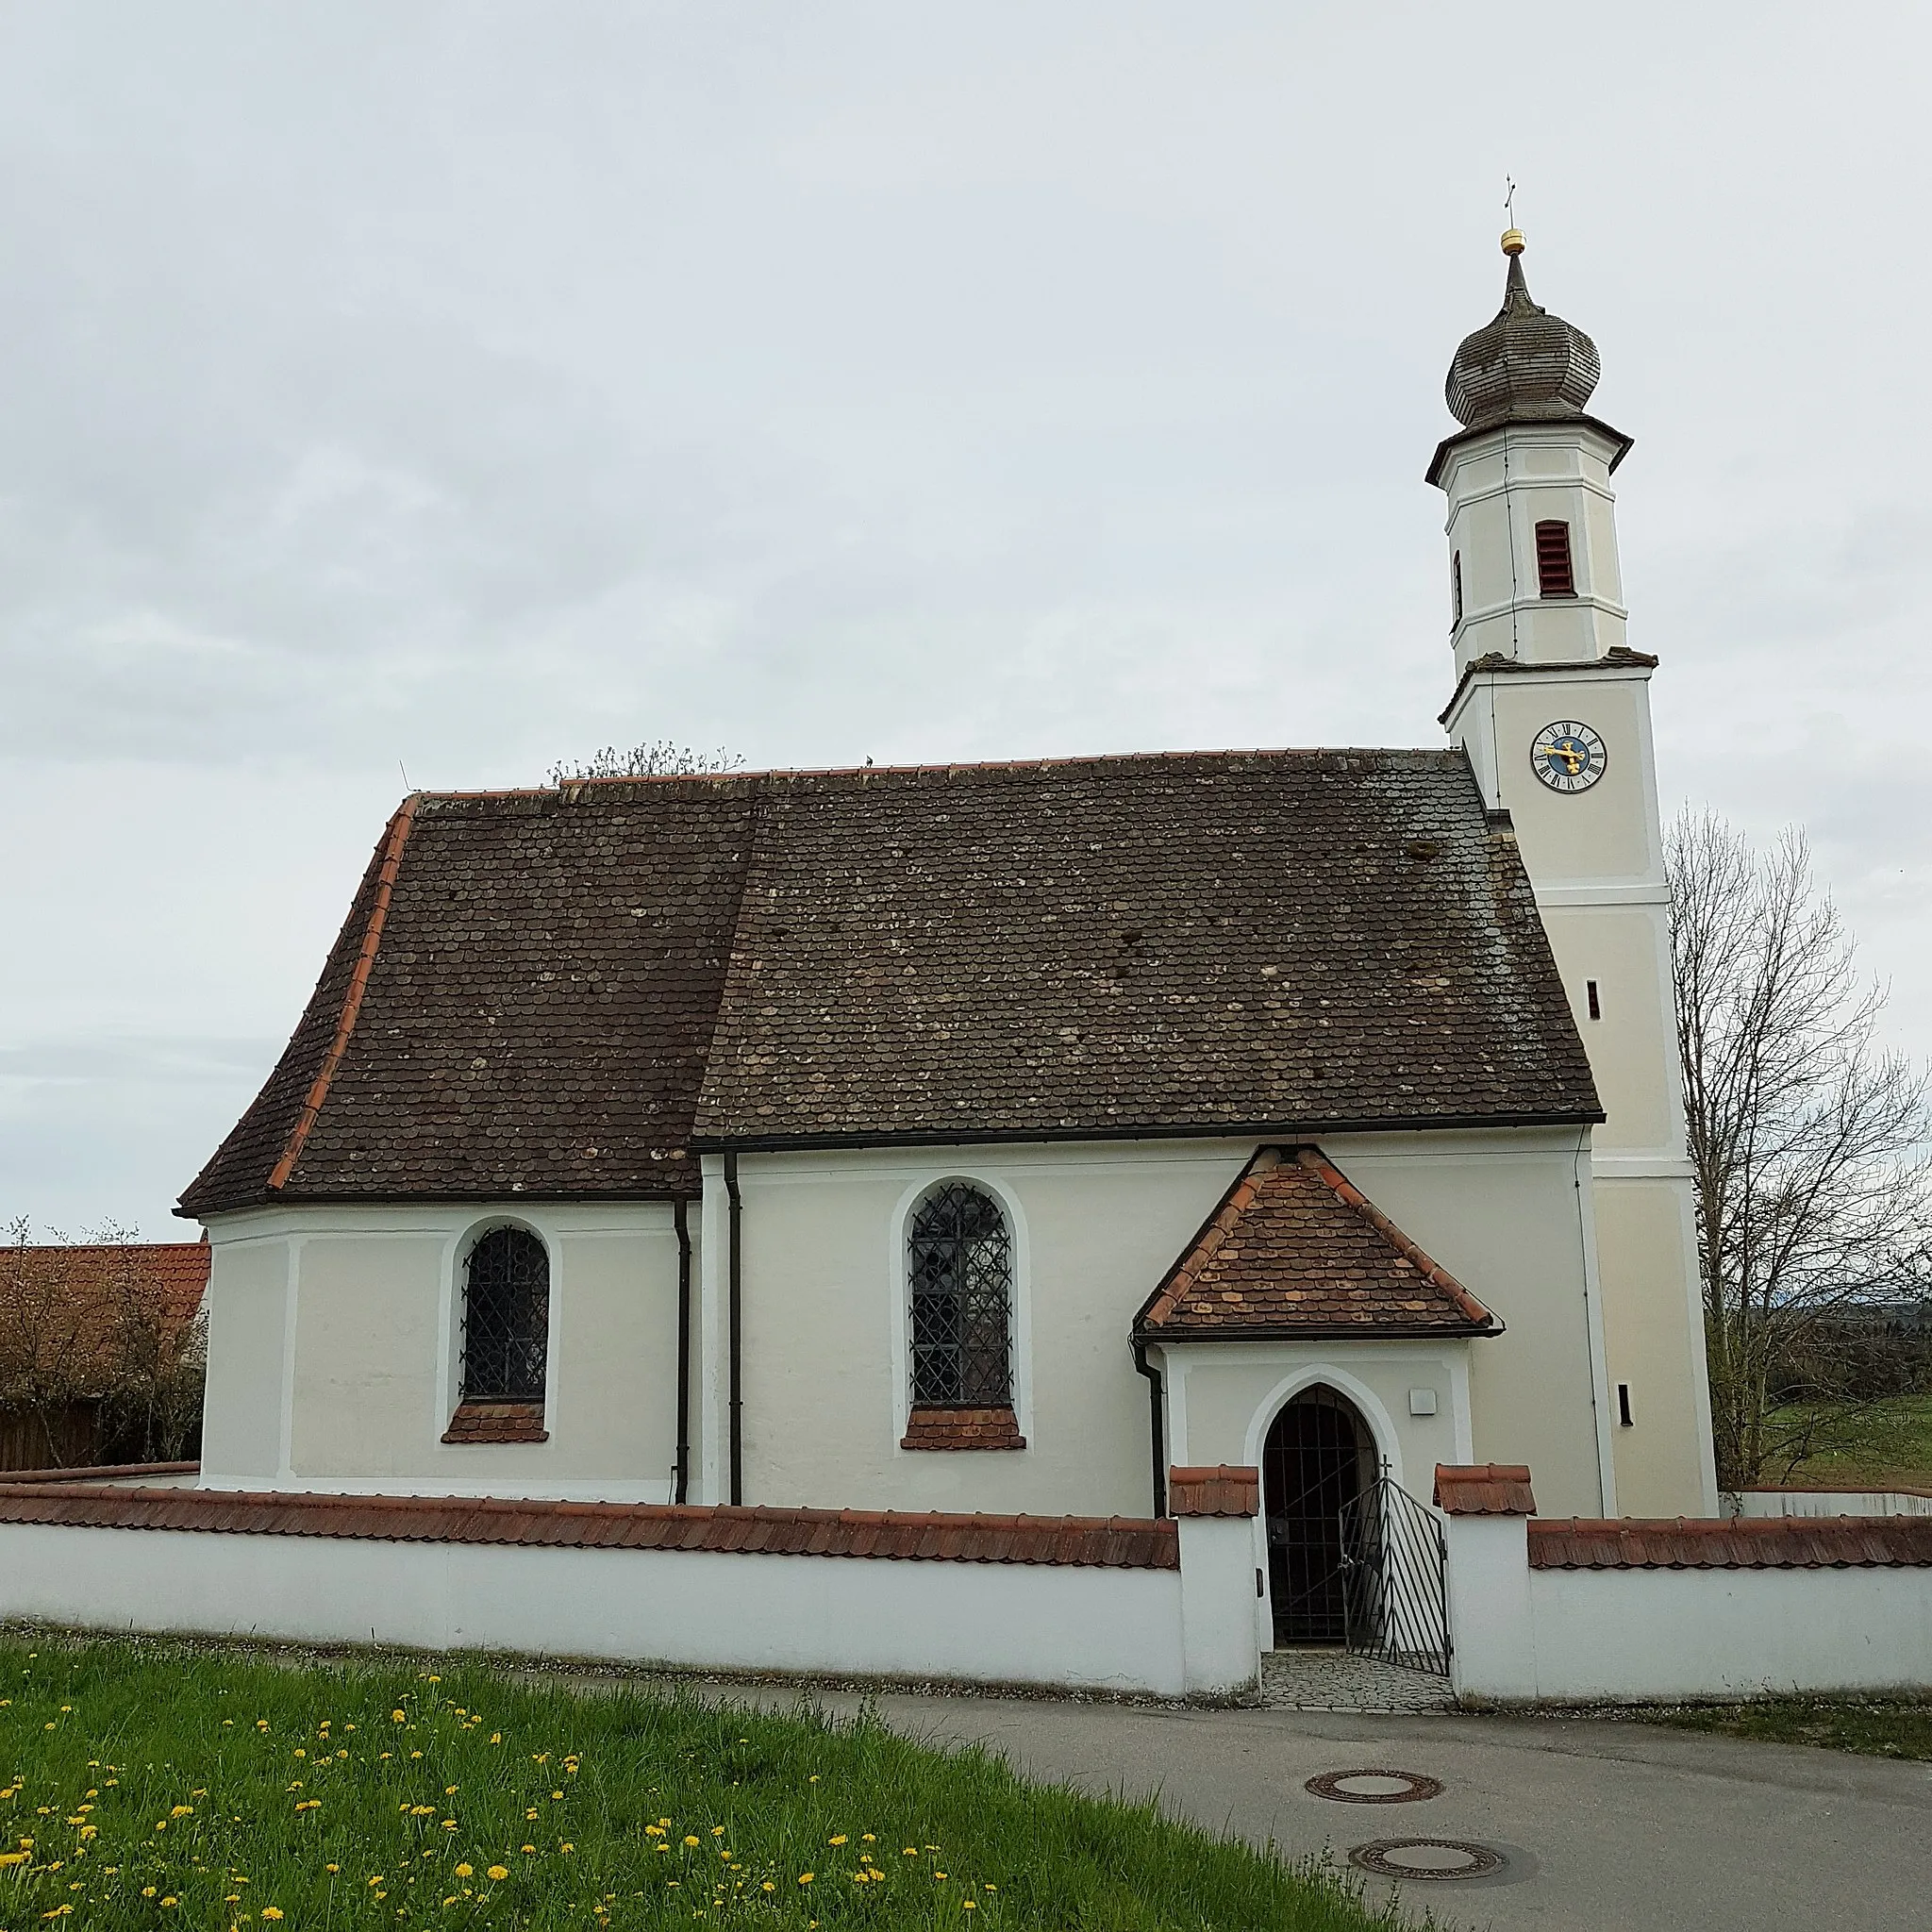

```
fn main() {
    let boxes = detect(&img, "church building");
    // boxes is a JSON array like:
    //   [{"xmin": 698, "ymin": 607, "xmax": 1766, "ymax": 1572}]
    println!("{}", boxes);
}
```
[{"xmin": 179, "ymin": 231, "xmax": 1720, "ymax": 1656}]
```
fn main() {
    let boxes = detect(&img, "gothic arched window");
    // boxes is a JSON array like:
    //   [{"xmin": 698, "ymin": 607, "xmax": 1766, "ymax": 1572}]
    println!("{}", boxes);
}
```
[
  {"xmin": 461, "ymin": 1225, "xmax": 550, "ymax": 1403},
  {"xmin": 908, "ymin": 1182, "xmax": 1013, "ymax": 1407}
]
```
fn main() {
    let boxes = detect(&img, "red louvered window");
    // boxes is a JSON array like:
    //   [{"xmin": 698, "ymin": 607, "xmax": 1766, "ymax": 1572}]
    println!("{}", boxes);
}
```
[{"xmin": 1535, "ymin": 520, "xmax": 1576, "ymax": 597}]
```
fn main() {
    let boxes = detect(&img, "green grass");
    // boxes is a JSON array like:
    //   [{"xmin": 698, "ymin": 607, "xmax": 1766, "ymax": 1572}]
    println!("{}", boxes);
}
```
[
  {"xmin": 1774, "ymin": 1394, "xmax": 1932, "ymax": 1491},
  {"xmin": 1637, "ymin": 1693, "xmax": 1932, "ymax": 1762},
  {"xmin": 0, "ymin": 1639, "xmax": 1399, "ymax": 1932}
]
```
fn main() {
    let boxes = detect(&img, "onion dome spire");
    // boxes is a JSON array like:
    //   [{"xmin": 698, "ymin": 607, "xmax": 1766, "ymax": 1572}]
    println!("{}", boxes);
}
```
[{"xmin": 1445, "ymin": 231, "xmax": 1602, "ymax": 430}]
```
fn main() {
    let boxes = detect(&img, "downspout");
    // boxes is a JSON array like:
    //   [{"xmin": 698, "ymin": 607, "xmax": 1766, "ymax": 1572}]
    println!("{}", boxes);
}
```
[
  {"xmin": 724, "ymin": 1150, "xmax": 743, "ymax": 1507},
  {"xmin": 673, "ymin": 1195, "xmax": 692, "ymax": 1506},
  {"xmin": 1132, "ymin": 1341, "xmax": 1167, "ymax": 1519}
]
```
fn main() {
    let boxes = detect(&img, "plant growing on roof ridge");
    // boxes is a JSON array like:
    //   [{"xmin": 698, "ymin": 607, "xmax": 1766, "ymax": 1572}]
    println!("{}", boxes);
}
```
[
  {"xmin": 1668, "ymin": 810, "xmax": 1932, "ymax": 1491},
  {"xmin": 546, "ymin": 741, "xmax": 744, "ymax": 786}
]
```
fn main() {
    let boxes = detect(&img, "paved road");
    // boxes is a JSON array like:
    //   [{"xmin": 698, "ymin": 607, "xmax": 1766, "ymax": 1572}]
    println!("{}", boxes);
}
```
[{"xmin": 697, "ymin": 1685, "xmax": 1932, "ymax": 1931}]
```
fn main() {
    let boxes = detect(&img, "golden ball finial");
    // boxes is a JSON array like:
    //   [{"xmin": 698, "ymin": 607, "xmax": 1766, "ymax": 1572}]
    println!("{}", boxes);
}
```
[{"xmin": 1501, "ymin": 227, "xmax": 1526, "ymax": 256}]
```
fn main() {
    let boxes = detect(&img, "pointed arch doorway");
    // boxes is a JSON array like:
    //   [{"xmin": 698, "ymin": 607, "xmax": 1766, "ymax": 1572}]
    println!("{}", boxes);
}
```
[{"xmin": 1261, "ymin": 1384, "xmax": 1377, "ymax": 1646}]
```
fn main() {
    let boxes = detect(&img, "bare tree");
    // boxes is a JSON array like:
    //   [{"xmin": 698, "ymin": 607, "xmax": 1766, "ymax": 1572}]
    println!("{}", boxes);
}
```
[
  {"xmin": 547, "ymin": 741, "xmax": 744, "ymax": 786},
  {"xmin": 1669, "ymin": 811, "xmax": 1932, "ymax": 1490}
]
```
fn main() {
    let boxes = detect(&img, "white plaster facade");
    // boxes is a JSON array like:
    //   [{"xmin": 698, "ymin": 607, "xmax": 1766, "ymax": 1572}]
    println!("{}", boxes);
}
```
[
  {"xmin": 200, "ymin": 1126, "xmax": 1614, "ymax": 1541},
  {"xmin": 1437, "ymin": 413, "xmax": 1719, "ymax": 1518}
]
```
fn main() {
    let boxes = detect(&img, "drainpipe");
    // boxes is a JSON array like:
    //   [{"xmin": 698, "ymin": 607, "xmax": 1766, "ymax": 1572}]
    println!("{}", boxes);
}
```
[
  {"xmin": 672, "ymin": 1195, "xmax": 692, "ymax": 1506},
  {"xmin": 724, "ymin": 1150, "xmax": 743, "ymax": 1507},
  {"xmin": 1132, "ymin": 1341, "xmax": 1167, "ymax": 1519}
]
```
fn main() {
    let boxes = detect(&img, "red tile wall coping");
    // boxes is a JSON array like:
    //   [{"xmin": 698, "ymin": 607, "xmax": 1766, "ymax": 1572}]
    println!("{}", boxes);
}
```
[
  {"xmin": 1434, "ymin": 1463, "xmax": 1537, "ymax": 1516},
  {"xmin": 1167, "ymin": 1466, "xmax": 1261, "ymax": 1519},
  {"xmin": 898, "ymin": 1407, "xmax": 1026, "ymax": 1452},
  {"xmin": 0, "ymin": 1462, "xmax": 201, "ymax": 1485},
  {"xmin": 0, "ymin": 1485, "xmax": 1179, "ymax": 1571},
  {"xmin": 1529, "ymin": 1516, "xmax": 1932, "ymax": 1570}
]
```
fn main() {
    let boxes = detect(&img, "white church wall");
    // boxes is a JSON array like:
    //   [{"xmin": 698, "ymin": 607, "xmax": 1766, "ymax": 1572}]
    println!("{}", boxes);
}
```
[
  {"xmin": 1320, "ymin": 1130, "xmax": 1612, "ymax": 1519},
  {"xmin": 0, "ymin": 1523, "xmax": 1187, "ymax": 1697},
  {"xmin": 198, "ymin": 1233, "xmax": 289, "ymax": 1480},
  {"xmin": 199, "ymin": 1203, "xmax": 686, "ymax": 1502},
  {"xmin": 723, "ymin": 1140, "xmax": 1253, "ymax": 1517},
  {"xmin": 1167, "ymin": 1344, "xmax": 1470, "ymax": 1493}
]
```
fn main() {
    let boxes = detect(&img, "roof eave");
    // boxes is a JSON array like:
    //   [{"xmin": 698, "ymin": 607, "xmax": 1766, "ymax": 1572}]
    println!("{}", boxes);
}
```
[
  {"xmin": 1425, "ymin": 411, "xmax": 1635, "ymax": 488},
  {"xmin": 1136, "ymin": 1319, "xmax": 1503, "ymax": 1344},
  {"xmin": 691, "ymin": 1108, "xmax": 1604, "ymax": 1157}
]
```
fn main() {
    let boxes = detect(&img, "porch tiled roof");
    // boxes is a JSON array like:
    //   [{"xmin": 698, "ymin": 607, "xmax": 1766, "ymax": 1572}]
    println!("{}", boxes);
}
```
[
  {"xmin": 1135, "ymin": 1146, "xmax": 1498, "ymax": 1341},
  {"xmin": 0, "ymin": 1484, "xmax": 1179, "ymax": 1570},
  {"xmin": 180, "ymin": 750, "xmax": 1599, "ymax": 1216}
]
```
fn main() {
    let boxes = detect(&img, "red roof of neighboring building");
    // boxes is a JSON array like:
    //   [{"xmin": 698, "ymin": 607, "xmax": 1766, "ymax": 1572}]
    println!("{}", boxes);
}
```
[
  {"xmin": 1135, "ymin": 1146, "xmax": 1499, "ymax": 1341},
  {"xmin": 0, "ymin": 1243, "xmax": 209, "ymax": 1397}
]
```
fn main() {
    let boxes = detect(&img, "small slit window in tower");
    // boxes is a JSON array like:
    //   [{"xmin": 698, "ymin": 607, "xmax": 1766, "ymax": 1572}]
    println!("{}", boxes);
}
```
[
  {"xmin": 1452, "ymin": 551, "xmax": 1463, "ymax": 625},
  {"xmin": 1535, "ymin": 520, "xmax": 1576, "ymax": 597},
  {"xmin": 1587, "ymin": 979, "xmax": 1602, "ymax": 1021},
  {"xmin": 1617, "ymin": 1382, "xmax": 1635, "ymax": 1428}
]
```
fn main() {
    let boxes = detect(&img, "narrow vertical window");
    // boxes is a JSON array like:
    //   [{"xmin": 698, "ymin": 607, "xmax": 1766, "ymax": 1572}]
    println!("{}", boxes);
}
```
[
  {"xmin": 903, "ymin": 1181, "xmax": 1024, "ymax": 1449},
  {"xmin": 1617, "ymin": 1383, "xmax": 1635, "ymax": 1428},
  {"xmin": 445, "ymin": 1225, "xmax": 551, "ymax": 1442},
  {"xmin": 1535, "ymin": 520, "xmax": 1576, "ymax": 597},
  {"xmin": 1451, "ymin": 551, "xmax": 1463, "ymax": 626},
  {"xmin": 461, "ymin": 1227, "xmax": 549, "ymax": 1401},
  {"xmin": 1587, "ymin": 979, "xmax": 1602, "ymax": 1021}
]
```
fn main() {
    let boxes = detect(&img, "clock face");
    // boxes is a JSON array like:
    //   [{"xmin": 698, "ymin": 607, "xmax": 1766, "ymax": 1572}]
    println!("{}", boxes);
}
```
[{"xmin": 1531, "ymin": 720, "xmax": 1607, "ymax": 793}]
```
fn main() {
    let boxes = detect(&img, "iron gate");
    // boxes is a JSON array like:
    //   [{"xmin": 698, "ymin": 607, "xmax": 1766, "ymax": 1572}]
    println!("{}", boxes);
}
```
[{"xmin": 1340, "ymin": 1474, "xmax": 1451, "ymax": 1676}]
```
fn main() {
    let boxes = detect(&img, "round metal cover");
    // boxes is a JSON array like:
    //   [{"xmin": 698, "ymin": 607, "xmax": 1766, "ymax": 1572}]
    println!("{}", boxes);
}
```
[
  {"xmin": 1348, "ymin": 1839, "xmax": 1506, "ymax": 1881},
  {"xmin": 1306, "ymin": 1768, "xmax": 1443, "ymax": 1805}
]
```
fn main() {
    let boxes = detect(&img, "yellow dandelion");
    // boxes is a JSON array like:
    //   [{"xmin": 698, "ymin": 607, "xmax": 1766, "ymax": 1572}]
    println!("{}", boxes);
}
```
[
  {"xmin": 391, "ymin": 1710, "xmax": 406, "ymax": 1723},
  {"xmin": 486, "ymin": 1865, "xmax": 508, "ymax": 1882},
  {"xmin": 963, "ymin": 1902, "xmax": 977, "ymax": 1911},
  {"xmin": 454, "ymin": 1865, "xmax": 472, "ymax": 1879},
  {"xmin": 522, "ymin": 1844, "xmax": 536, "ymax": 1855},
  {"xmin": 798, "ymin": 1873, "xmax": 814, "ymax": 1885},
  {"xmin": 683, "ymin": 1837, "xmax": 701, "ymax": 1848},
  {"xmin": 261, "ymin": 1911, "xmax": 284, "ymax": 1922},
  {"xmin": 325, "ymin": 1865, "xmax": 340, "ymax": 1875},
  {"xmin": 827, "ymin": 1835, "xmax": 847, "ymax": 1846}
]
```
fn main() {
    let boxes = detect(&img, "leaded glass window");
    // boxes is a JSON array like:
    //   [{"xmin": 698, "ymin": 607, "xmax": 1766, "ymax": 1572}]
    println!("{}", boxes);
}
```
[
  {"xmin": 908, "ymin": 1182, "xmax": 1013, "ymax": 1406},
  {"xmin": 461, "ymin": 1226, "xmax": 550, "ymax": 1403}
]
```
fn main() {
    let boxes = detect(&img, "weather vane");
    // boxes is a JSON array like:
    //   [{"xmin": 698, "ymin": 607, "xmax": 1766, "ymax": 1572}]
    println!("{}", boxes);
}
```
[{"xmin": 1504, "ymin": 176, "xmax": 1517, "ymax": 225}]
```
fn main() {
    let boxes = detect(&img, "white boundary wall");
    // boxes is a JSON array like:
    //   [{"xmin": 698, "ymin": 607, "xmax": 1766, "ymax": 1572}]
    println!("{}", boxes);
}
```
[
  {"xmin": 0, "ymin": 1522, "xmax": 1209, "ymax": 1698},
  {"xmin": 1446, "ymin": 1515, "xmax": 1932, "ymax": 1702}
]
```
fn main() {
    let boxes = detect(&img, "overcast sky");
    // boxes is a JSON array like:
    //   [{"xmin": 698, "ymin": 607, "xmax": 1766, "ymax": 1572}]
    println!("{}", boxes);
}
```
[{"xmin": 4, "ymin": 2, "xmax": 1928, "ymax": 1239}]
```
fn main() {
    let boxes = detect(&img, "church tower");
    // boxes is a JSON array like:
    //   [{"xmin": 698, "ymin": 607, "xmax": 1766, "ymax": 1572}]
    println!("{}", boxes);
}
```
[{"xmin": 1431, "ymin": 229, "xmax": 1719, "ymax": 1516}]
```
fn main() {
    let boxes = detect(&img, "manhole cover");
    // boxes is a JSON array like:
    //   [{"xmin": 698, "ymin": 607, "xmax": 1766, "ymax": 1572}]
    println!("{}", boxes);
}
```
[
  {"xmin": 1349, "ymin": 1839, "xmax": 1506, "ymax": 1881},
  {"xmin": 1306, "ymin": 1768, "xmax": 1443, "ymax": 1805}
]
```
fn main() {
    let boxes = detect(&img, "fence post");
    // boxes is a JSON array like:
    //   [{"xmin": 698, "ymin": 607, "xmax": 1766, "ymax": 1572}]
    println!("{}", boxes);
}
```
[
  {"xmin": 1434, "ymin": 1463, "xmax": 1538, "ymax": 1704},
  {"xmin": 1169, "ymin": 1464, "xmax": 1263, "ymax": 1699}
]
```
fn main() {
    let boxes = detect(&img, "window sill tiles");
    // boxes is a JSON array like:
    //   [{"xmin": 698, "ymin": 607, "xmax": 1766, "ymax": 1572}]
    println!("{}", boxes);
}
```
[
  {"xmin": 442, "ymin": 1401, "xmax": 549, "ymax": 1445},
  {"xmin": 900, "ymin": 1406, "xmax": 1026, "ymax": 1452}
]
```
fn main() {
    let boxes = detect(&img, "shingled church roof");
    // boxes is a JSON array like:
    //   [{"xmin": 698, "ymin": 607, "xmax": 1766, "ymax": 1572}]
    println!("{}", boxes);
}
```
[
  {"xmin": 178, "ymin": 749, "xmax": 1600, "ymax": 1217},
  {"xmin": 1134, "ymin": 1145, "xmax": 1498, "ymax": 1341}
]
